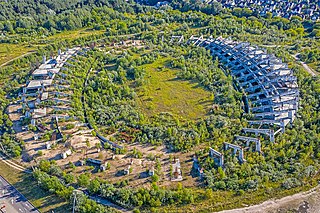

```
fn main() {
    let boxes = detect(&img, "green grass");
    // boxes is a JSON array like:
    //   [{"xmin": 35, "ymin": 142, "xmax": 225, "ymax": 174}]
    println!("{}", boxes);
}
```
[
  {"xmin": 0, "ymin": 28, "xmax": 105, "ymax": 67},
  {"xmin": 0, "ymin": 44, "xmax": 34, "ymax": 66},
  {"xmin": 0, "ymin": 161, "xmax": 69, "ymax": 213},
  {"xmin": 44, "ymin": 28, "xmax": 105, "ymax": 41},
  {"xmin": 307, "ymin": 62, "xmax": 320, "ymax": 74},
  {"xmin": 155, "ymin": 177, "xmax": 320, "ymax": 213},
  {"xmin": 135, "ymin": 57, "xmax": 213, "ymax": 120}
]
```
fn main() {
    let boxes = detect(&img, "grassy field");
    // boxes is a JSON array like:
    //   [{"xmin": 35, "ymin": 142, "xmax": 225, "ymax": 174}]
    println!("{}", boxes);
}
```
[
  {"xmin": 0, "ymin": 28, "xmax": 105, "ymax": 67},
  {"xmin": 0, "ymin": 161, "xmax": 69, "ymax": 213},
  {"xmin": 156, "ymin": 177, "xmax": 320, "ymax": 213},
  {"xmin": 135, "ymin": 57, "xmax": 213, "ymax": 120},
  {"xmin": 0, "ymin": 44, "xmax": 34, "ymax": 66},
  {"xmin": 44, "ymin": 28, "xmax": 105, "ymax": 41}
]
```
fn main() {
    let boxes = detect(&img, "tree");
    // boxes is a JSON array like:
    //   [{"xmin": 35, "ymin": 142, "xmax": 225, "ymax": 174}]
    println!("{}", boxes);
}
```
[
  {"xmin": 39, "ymin": 160, "xmax": 51, "ymax": 172},
  {"xmin": 4, "ymin": 22, "xmax": 14, "ymax": 33},
  {"xmin": 151, "ymin": 174, "xmax": 159, "ymax": 183},
  {"xmin": 64, "ymin": 173, "xmax": 75, "ymax": 184},
  {"xmin": 311, "ymin": 29, "xmax": 320, "ymax": 37},
  {"xmin": 95, "ymin": 142, "xmax": 102, "ymax": 152},
  {"xmin": 205, "ymin": 188, "xmax": 213, "ymax": 199},
  {"xmin": 266, "ymin": 12, "xmax": 272, "ymax": 19},
  {"xmin": 78, "ymin": 173, "xmax": 90, "ymax": 187},
  {"xmin": 88, "ymin": 178, "xmax": 101, "ymax": 194}
]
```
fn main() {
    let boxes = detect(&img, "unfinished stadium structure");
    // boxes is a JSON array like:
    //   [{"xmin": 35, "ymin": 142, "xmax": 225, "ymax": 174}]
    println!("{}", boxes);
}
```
[{"xmin": 186, "ymin": 35, "xmax": 299, "ymax": 162}]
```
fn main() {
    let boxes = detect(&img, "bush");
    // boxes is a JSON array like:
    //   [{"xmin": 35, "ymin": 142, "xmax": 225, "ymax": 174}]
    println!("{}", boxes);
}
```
[
  {"xmin": 282, "ymin": 178, "xmax": 301, "ymax": 189},
  {"xmin": 236, "ymin": 189, "xmax": 244, "ymax": 196},
  {"xmin": 151, "ymin": 174, "xmax": 159, "ymax": 183},
  {"xmin": 65, "ymin": 123, "xmax": 75, "ymax": 130},
  {"xmin": 37, "ymin": 150, "xmax": 43, "ymax": 156}
]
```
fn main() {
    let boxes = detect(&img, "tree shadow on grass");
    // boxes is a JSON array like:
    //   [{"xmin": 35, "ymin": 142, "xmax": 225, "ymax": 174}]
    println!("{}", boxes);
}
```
[{"xmin": 12, "ymin": 173, "xmax": 70, "ymax": 213}]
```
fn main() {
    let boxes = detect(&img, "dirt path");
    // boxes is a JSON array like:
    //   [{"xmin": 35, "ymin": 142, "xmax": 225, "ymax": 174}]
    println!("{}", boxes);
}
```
[
  {"xmin": 292, "ymin": 53, "xmax": 318, "ymax": 77},
  {"xmin": 259, "ymin": 45, "xmax": 318, "ymax": 77},
  {"xmin": 219, "ymin": 185, "xmax": 320, "ymax": 213},
  {"xmin": 0, "ymin": 51, "xmax": 35, "ymax": 67},
  {"xmin": 0, "ymin": 153, "xmax": 31, "ymax": 173}
]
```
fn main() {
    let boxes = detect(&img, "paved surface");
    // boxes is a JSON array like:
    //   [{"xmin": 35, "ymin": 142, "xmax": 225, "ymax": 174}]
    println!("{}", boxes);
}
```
[
  {"xmin": 300, "ymin": 60, "xmax": 317, "ymax": 77},
  {"xmin": 261, "ymin": 46, "xmax": 318, "ymax": 77},
  {"xmin": 292, "ymin": 53, "xmax": 317, "ymax": 77},
  {"xmin": 0, "ymin": 176, "xmax": 39, "ymax": 213}
]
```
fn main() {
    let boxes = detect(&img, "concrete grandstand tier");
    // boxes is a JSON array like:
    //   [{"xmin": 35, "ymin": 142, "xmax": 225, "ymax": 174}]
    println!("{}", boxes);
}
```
[
  {"xmin": 200, "ymin": 36, "xmax": 298, "ymax": 123},
  {"xmin": 187, "ymin": 35, "xmax": 299, "ymax": 148},
  {"xmin": 189, "ymin": 36, "xmax": 299, "ymax": 125}
]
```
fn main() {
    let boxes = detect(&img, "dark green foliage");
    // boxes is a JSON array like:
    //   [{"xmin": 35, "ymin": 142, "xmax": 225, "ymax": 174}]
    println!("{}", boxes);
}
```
[
  {"xmin": 69, "ymin": 45, "xmax": 241, "ymax": 152},
  {"xmin": 33, "ymin": 170, "xmax": 119, "ymax": 213}
]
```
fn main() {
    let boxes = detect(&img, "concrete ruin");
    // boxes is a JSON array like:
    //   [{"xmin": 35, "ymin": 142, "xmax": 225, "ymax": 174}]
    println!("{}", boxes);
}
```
[
  {"xmin": 171, "ymin": 158, "xmax": 183, "ymax": 181},
  {"xmin": 235, "ymin": 135, "xmax": 261, "ymax": 153},
  {"xmin": 21, "ymin": 47, "xmax": 80, "ymax": 126},
  {"xmin": 61, "ymin": 149, "xmax": 72, "ymax": 159},
  {"xmin": 198, "ymin": 37, "xmax": 299, "ymax": 126},
  {"xmin": 187, "ymin": 35, "xmax": 299, "ymax": 156},
  {"xmin": 224, "ymin": 142, "xmax": 246, "ymax": 163},
  {"xmin": 209, "ymin": 147, "xmax": 224, "ymax": 167}
]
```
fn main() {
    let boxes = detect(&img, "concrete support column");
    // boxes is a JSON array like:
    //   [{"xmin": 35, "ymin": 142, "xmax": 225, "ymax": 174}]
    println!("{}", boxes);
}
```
[{"xmin": 256, "ymin": 141, "xmax": 261, "ymax": 152}]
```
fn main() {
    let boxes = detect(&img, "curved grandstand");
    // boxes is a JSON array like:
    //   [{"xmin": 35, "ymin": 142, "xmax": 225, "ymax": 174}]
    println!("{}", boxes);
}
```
[{"xmin": 188, "ymin": 35, "xmax": 299, "ymax": 162}]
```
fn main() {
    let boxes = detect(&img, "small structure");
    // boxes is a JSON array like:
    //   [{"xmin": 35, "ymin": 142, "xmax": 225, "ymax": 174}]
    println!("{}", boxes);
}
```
[
  {"xmin": 209, "ymin": 148, "xmax": 224, "ymax": 167},
  {"xmin": 124, "ymin": 165, "xmax": 131, "ymax": 175},
  {"xmin": 148, "ymin": 166, "xmax": 155, "ymax": 176},
  {"xmin": 25, "ymin": 79, "xmax": 53, "ymax": 91},
  {"xmin": 224, "ymin": 142, "xmax": 245, "ymax": 163},
  {"xmin": 170, "ymin": 35, "xmax": 184, "ymax": 44},
  {"xmin": 235, "ymin": 136, "xmax": 261, "ymax": 153},
  {"xmin": 34, "ymin": 134, "xmax": 39, "ymax": 140},
  {"xmin": 32, "ymin": 69, "xmax": 54, "ymax": 80},
  {"xmin": 192, "ymin": 155, "xmax": 204, "ymax": 178},
  {"xmin": 32, "ymin": 108, "xmax": 47, "ymax": 119},
  {"xmin": 41, "ymin": 92, "xmax": 49, "ymax": 101},
  {"xmin": 45, "ymin": 142, "xmax": 52, "ymax": 150},
  {"xmin": 242, "ymin": 128, "xmax": 275, "ymax": 143},
  {"xmin": 61, "ymin": 149, "xmax": 72, "ymax": 159},
  {"xmin": 171, "ymin": 158, "xmax": 182, "ymax": 181},
  {"xmin": 100, "ymin": 162, "xmax": 109, "ymax": 171}
]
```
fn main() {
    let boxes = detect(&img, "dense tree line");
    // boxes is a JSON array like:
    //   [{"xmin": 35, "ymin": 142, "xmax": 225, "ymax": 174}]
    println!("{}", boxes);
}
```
[
  {"xmin": 37, "ymin": 160, "xmax": 199, "ymax": 210},
  {"xmin": 0, "ymin": 0, "xmax": 151, "ymax": 36}
]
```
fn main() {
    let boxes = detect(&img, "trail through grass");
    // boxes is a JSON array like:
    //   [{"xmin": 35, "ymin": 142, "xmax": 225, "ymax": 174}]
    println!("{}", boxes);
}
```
[{"xmin": 0, "ymin": 28, "xmax": 105, "ymax": 67}]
